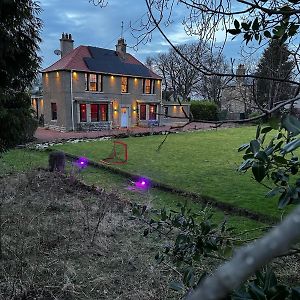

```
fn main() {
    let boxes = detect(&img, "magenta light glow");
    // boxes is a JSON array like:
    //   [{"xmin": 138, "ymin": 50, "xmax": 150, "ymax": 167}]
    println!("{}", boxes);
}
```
[
  {"xmin": 75, "ymin": 157, "xmax": 89, "ymax": 169},
  {"xmin": 135, "ymin": 178, "xmax": 151, "ymax": 190}
]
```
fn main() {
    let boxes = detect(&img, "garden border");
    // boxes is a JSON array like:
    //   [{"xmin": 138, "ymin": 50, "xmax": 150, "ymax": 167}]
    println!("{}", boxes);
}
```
[{"xmin": 42, "ymin": 148, "xmax": 279, "ymax": 225}]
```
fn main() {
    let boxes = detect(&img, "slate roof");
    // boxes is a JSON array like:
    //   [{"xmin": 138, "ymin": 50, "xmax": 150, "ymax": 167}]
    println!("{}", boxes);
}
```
[{"xmin": 42, "ymin": 46, "xmax": 161, "ymax": 79}]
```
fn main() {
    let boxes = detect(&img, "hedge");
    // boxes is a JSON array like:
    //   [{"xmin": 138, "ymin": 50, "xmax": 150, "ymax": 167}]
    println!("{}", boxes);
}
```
[{"xmin": 190, "ymin": 100, "xmax": 218, "ymax": 121}]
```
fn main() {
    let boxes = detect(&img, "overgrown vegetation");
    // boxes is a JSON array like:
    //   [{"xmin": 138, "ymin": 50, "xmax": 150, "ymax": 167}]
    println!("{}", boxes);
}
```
[{"xmin": 0, "ymin": 170, "xmax": 177, "ymax": 299}]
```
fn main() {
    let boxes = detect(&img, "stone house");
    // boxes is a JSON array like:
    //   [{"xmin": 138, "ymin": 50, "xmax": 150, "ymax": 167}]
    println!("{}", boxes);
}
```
[
  {"xmin": 161, "ymin": 102, "xmax": 190, "ymax": 126},
  {"xmin": 42, "ymin": 33, "xmax": 162, "ymax": 131},
  {"xmin": 221, "ymin": 64, "xmax": 254, "ymax": 120}
]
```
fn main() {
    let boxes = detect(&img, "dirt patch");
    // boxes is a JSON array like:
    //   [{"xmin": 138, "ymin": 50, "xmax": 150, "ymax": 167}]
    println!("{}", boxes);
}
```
[{"xmin": 0, "ymin": 170, "xmax": 178, "ymax": 300}]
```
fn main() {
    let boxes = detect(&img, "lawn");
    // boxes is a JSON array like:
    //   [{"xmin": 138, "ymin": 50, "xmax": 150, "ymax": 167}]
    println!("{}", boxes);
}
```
[
  {"xmin": 51, "ymin": 126, "xmax": 290, "ymax": 219},
  {"xmin": 0, "ymin": 148, "xmax": 264, "ymax": 237}
]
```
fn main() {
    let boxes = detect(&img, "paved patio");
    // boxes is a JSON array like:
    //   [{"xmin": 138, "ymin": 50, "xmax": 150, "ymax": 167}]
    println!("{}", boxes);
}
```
[{"xmin": 34, "ymin": 122, "xmax": 215, "ymax": 142}]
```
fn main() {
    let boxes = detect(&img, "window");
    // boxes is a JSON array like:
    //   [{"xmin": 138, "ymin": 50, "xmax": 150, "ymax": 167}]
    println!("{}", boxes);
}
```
[
  {"xmin": 90, "ymin": 104, "xmax": 99, "ymax": 122},
  {"xmin": 98, "ymin": 74, "xmax": 103, "ymax": 92},
  {"xmin": 140, "ymin": 104, "xmax": 146, "ymax": 120},
  {"xmin": 80, "ymin": 104, "xmax": 87, "ymax": 122},
  {"xmin": 100, "ymin": 104, "xmax": 108, "ymax": 121},
  {"xmin": 152, "ymin": 80, "xmax": 155, "ymax": 94},
  {"xmin": 164, "ymin": 106, "xmax": 169, "ymax": 118},
  {"xmin": 85, "ymin": 73, "xmax": 103, "ymax": 92},
  {"xmin": 149, "ymin": 105, "xmax": 157, "ymax": 120},
  {"xmin": 121, "ymin": 77, "xmax": 128, "ymax": 93},
  {"xmin": 51, "ymin": 103, "xmax": 57, "ymax": 120},
  {"xmin": 89, "ymin": 74, "xmax": 97, "ymax": 91},
  {"xmin": 143, "ymin": 79, "xmax": 152, "ymax": 94}
]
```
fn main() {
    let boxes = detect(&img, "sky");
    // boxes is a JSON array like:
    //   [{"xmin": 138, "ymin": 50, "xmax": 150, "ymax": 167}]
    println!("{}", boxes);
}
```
[{"xmin": 39, "ymin": 0, "xmax": 248, "ymax": 70}]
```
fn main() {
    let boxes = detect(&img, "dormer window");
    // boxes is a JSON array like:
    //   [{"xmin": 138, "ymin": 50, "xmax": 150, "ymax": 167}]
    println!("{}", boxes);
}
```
[
  {"xmin": 121, "ymin": 77, "xmax": 128, "ymax": 93},
  {"xmin": 85, "ymin": 73, "xmax": 103, "ymax": 92}
]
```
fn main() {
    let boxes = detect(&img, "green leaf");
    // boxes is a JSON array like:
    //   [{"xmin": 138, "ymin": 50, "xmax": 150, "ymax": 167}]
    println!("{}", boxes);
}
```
[
  {"xmin": 266, "ymin": 187, "xmax": 285, "ymax": 198},
  {"xmin": 169, "ymin": 281, "xmax": 185, "ymax": 291},
  {"xmin": 250, "ymin": 140, "xmax": 260, "ymax": 154},
  {"xmin": 281, "ymin": 139, "xmax": 300, "ymax": 154},
  {"xmin": 261, "ymin": 126, "xmax": 273, "ymax": 134},
  {"xmin": 263, "ymin": 268, "xmax": 277, "ymax": 290},
  {"xmin": 241, "ymin": 22, "xmax": 251, "ymax": 31},
  {"xmin": 252, "ymin": 17, "xmax": 260, "ymax": 31},
  {"xmin": 228, "ymin": 28, "xmax": 242, "ymax": 35},
  {"xmin": 239, "ymin": 159, "xmax": 253, "ymax": 172},
  {"xmin": 282, "ymin": 115, "xmax": 300, "ymax": 135},
  {"xmin": 238, "ymin": 143, "xmax": 250, "ymax": 152},
  {"xmin": 234, "ymin": 19, "xmax": 240, "ymax": 29},
  {"xmin": 273, "ymin": 155, "xmax": 287, "ymax": 164},
  {"xmin": 252, "ymin": 161, "xmax": 266, "ymax": 182},
  {"xmin": 248, "ymin": 282, "xmax": 266, "ymax": 299},
  {"xmin": 255, "ymin": 151, "xmax": 269, "ymax": 162},
  {"xmin": 264, "ymin": 30, "xmax": 272, "ymax": 38},
  {"xmin": 278, "ymin": 191, "xmax": 291, "ymax": 209},
  {"xmin": 256, "ymin": 124, "xmax": 261, "ymax": 139}
]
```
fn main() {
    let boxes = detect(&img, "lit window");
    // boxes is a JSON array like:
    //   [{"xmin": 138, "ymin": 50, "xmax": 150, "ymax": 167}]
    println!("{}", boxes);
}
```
[
  {"xmin": 51, "ymin": 103, "xmax": 57, "ymax": 120},
  {"xmin": 121, "ymin": 77, "xmax": 128, "ymax": 93},
  {"xmin": 80, "ymin": 104, "xmax": 87, "ymax": 122},
  {"xmin": 100, "ymin": 104, "xmax": 108, "ymax": 121},
  {"xmin": 85, "ymin": 73, "xmax": 102, "ymax": 92},
  {"xmin": 140, "ymin": 104, "xmax": 146, "ymax": 120},
  {"xmin": 91, "ymin": 104, "xmax": 99, "ymax": 122},
  {"xmin": 89, "ymin": 74, "xmax": 97, "ymax": 91},
  {"xmin": 149, "ymin": 105, "xmax": 157, "ymax": 120},
  {"xmin": 143, "ymin": 79, "xmax": 151, "ymax": 94}
]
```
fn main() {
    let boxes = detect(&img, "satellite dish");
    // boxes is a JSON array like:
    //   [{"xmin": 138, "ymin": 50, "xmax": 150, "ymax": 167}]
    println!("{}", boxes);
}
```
[{"xmin": 54, "ymin": 49, "xmax": 61, "ymax": 56}]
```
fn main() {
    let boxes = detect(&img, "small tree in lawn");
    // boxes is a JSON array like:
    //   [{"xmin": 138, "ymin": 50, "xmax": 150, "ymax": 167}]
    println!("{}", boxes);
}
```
[
  {"xmin": 0, "ymin": 0, "xmax": 42, "ymax": 152},
  {"xmin": 255, "ymin": 40, "xmax": 295, "ymax": 110}
]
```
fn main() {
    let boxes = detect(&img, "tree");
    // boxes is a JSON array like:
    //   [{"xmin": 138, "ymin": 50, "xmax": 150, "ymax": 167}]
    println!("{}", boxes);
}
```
[
  {"xmin": 255, "ymin": 40, "xmax": 295, "ymax": 110},
  {"xmin": 0, "ymin": 0, "xmax": 42, "ymax": 151},
  {"xmin": 194, "ymin": 53, "xmax": 230, "ymax": 108},
  {"xmin": 149, "ymin": 43, "xmax": 204, "ymax": 102}
]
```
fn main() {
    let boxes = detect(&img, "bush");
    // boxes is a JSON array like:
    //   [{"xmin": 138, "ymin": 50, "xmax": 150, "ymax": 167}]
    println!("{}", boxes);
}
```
[
  {"xmin": 0, "ymin": 92, "xmax": 38, "ymax": 149},
  {"xmin": 190, "ymin": 100, "xmax": 218, "ymax": 121}
]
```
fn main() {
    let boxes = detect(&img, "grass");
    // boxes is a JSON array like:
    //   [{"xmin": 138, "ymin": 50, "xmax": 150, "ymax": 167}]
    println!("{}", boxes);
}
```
[
  {"xmin": 0, "ymin": 148, "xmax": 264, "ymax": 238},
  {"xmin": 51, "ymin": 126, "xmax": 290, "ymax": 219}
]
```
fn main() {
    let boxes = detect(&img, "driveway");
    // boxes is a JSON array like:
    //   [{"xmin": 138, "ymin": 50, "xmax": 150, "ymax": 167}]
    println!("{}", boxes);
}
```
[{"xmin": 34, "ymin": 122, "xmax": 215, "ymax": 142}]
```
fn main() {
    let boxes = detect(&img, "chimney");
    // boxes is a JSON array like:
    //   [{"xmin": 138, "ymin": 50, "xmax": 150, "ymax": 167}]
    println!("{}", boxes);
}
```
[
  {"xmin": 236, "ymin": 64, "xmax": 246, "ymax": 83},
  {"xmin": 60, "ymin": 33, "xmax": 74, "ymax": 58},
  {"xmin": 116, "ymin": 38, "xmax": 127, "ymax": 57}
]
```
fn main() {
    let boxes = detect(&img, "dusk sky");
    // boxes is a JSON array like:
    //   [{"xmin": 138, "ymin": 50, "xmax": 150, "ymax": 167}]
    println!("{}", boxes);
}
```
[{"xmin": 39, "ymin": 0, "xmax": 249, "ymax": 70}]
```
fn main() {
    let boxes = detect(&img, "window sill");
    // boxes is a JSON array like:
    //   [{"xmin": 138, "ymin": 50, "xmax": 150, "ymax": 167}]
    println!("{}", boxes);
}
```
[
  {"xmin": 142, "ymin": 93, "xmax": 156, "ymax": 96},
  {"xmin": 121, "ymin": 92, "xmax": 130, "ymax": 94},
  {"xmin": 85, "ymin": 91, "xmax": 104, "ymax": 93}
]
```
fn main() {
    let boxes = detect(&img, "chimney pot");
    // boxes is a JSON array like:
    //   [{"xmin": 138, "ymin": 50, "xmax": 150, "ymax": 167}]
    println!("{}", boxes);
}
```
[
  {"xmin": 60, "ymin": 32, "xmax": 74, "ymax": 58},
  {"xmin": 116, "ymin": 38, "xmax": 127, "ymax": 57}
]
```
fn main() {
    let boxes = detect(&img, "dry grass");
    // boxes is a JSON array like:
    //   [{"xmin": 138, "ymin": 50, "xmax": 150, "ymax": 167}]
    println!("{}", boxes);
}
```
[
  {"xmin": 0, "ymin": 170, "xmax": 177, "ymax": 300},
  {"xmin": 0, "ymin": 170, "xmax": 299, "ymax": 300}
]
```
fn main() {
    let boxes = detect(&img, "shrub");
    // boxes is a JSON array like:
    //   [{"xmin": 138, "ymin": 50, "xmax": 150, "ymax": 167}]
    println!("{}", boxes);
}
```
[
  {"xmin": 190, "ymin": 100, "xmax": 218, "ymax": 121},
  {"xmin": 0, "ymin": 92, "xmax": 38, "ymax": 149}
]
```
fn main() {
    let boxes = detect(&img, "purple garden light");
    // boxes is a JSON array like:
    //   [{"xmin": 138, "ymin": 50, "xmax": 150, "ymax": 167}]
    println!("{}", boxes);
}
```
[
  {"xmin": 75, "ymin": 156, "xmax": 89, "ymax": 169},
  {"xmin": 135, "ymin": 177, "xmax": 151, "ymax": 190}
]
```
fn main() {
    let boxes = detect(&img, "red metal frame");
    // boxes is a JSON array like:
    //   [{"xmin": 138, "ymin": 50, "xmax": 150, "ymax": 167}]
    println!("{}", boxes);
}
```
[{"xmin": 100, "ymin": 140, "xmax": 128, "ymax": 164}]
